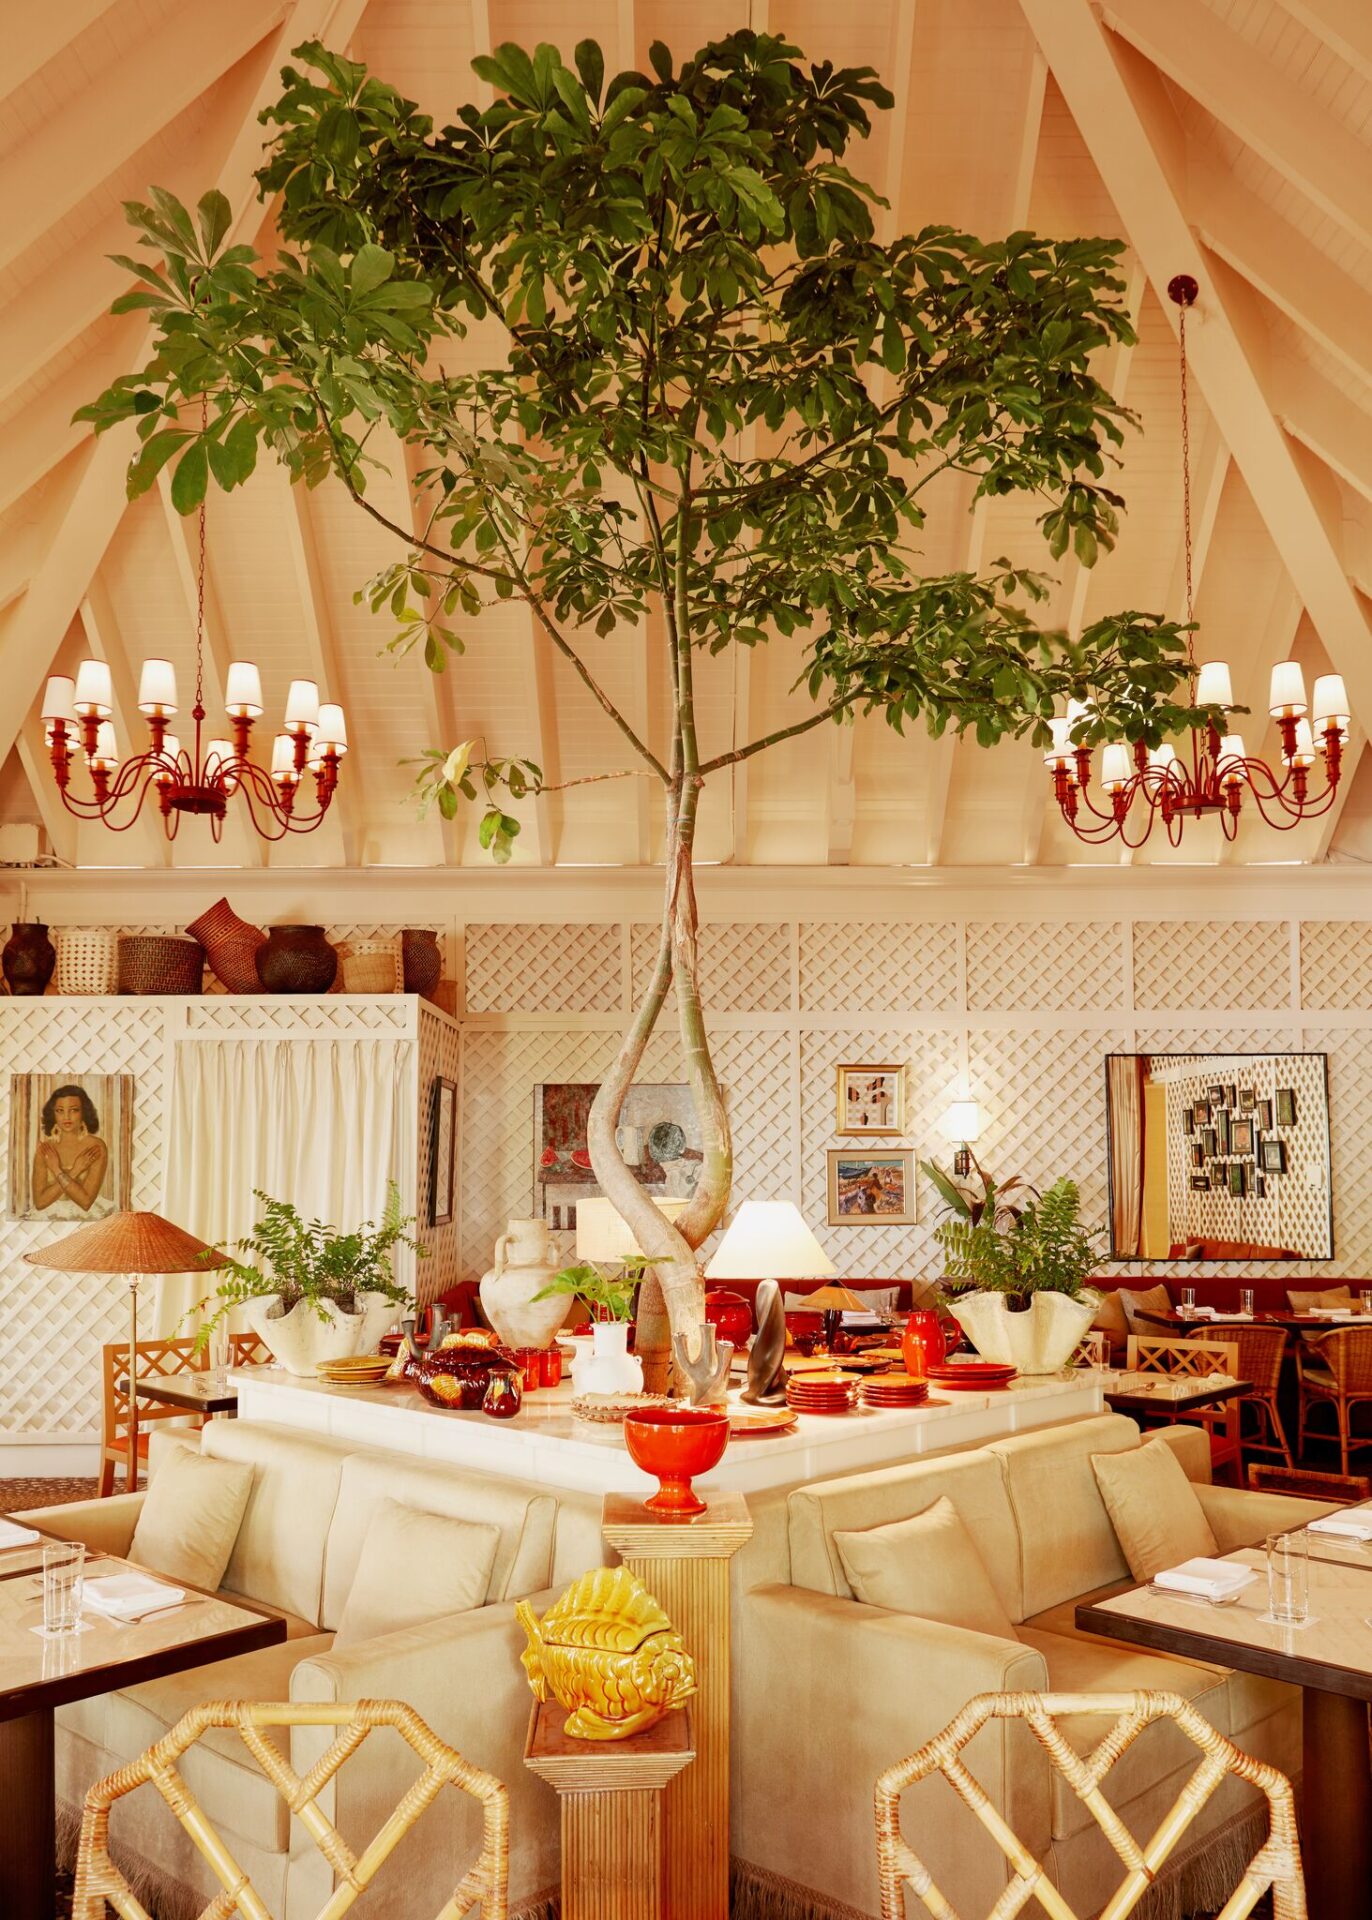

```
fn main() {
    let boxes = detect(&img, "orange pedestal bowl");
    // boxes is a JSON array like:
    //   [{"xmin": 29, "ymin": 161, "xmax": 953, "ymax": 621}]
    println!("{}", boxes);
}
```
[{"xmin": 623, "ymin": 1406, "xmax": 730, "ymax": 1517}]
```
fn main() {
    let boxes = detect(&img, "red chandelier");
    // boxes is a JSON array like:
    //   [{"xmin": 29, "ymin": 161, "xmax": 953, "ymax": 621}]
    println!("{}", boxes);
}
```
[
  {"xmin": 40, "ymin": 466, "xmax": 346, "ymax": 843},
  {"xmin": 1043, "ymin": 274, "xmax": 1347, "ymax": 849}
]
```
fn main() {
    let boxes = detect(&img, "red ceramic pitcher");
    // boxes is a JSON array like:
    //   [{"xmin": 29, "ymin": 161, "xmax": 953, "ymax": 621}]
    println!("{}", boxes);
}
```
[{"xmin": 901, "ymin": 1308, "xmax": 948, "ymax": 1380}]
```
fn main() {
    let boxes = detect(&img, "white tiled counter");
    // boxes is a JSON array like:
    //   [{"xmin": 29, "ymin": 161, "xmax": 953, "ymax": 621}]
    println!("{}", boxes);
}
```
[{"xmin": 230, "ymin": 1367, "xmax": 1106, "ymax": 1497}]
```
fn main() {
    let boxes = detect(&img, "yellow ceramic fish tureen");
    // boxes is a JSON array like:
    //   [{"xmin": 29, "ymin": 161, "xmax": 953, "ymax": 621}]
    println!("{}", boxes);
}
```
[{"xmin": 516, "ymin": 1565, "xmax": 696, "ymax": 1741}]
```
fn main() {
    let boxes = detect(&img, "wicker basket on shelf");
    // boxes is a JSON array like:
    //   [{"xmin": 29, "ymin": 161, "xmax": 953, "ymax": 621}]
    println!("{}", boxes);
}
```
[
  {"xmin": 185, "ymin": 897, "xmax": 265, "ymax": 993},
  {"xmin": 53, "ymin": 928, "xmax": 117, "ymax": 995},
  {"xmin": 340, "ymin": 937, "xmax": 403, "ymax": 993},
  {"xmin": 117, "ymin": 934, "xmax": 204, "ymax": 995}
]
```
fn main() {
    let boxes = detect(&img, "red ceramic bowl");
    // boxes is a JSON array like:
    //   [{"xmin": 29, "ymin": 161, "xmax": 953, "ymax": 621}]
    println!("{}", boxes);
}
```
[{"xmin": 623, "ymin": 1406, "xmax": 730, "ymax": 1516}]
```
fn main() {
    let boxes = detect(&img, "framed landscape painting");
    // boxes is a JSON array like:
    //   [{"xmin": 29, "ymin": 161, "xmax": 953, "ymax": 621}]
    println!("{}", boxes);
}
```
[{"xmin": 826, "ymin": 1149, "xmax": 916, "ymax": 1225}]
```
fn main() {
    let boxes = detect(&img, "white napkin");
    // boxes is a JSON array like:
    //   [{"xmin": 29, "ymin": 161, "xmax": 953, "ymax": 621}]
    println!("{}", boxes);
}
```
[
  {"xmin": 1308, "ymin": 1512, "xmax": 1372, "ymax": 1541},
  {"xmin": 1152, "ymin": 1557, "xmax": 1256, "ymax": 1599},
  {"xmin": 0, "ymin": 1519, "xmax": 40, "ymax": 1549},
  {"xmin": 85, "ymin": 1573, "xmax": 186, "ymax": 1620}
]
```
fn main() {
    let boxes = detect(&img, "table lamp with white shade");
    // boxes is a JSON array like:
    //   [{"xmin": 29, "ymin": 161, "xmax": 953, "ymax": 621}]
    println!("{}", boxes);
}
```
[{"xmin": 705, "ymin": 1200, "xmax": 835, "ymax": 1403}]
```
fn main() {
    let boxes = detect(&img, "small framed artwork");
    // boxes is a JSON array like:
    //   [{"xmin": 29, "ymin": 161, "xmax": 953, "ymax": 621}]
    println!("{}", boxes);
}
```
[
  {"xmin": 1201, "ymin": 1127, "xmax": 1218, "ymax": 1157},
  {"xmin": 1228, "ymin": 1162, "xmax": 1247, "ymax": 1198},
  {"xmin": 429, "ymin": 1076, "xmax": 457, "ymax": 1226},
  {"xmin": 835, "ymin": 1064, "xmax": 904, "ymax": 1137},
  {"xmin": 1231, "ymin": 1118, "xmax": 1256, "ymax": 1156},
  {"xmin": 827, "ymin": 1149, "xmax": 916, "ymax": 1225},
  {"xmin": 1260, "ymin": 1137, "xmax": 1288, "ymax": 1175},
  {"xmin": 1207, "ymin": 1084, "xmax": 1225, "ymax": 1105},
  {"xmin": 1183, "ymin": 1108, "xmax": 1197, "ymax": 1135},
  {"xmin": 1256, "ymin": 1175, "xmax": 1267, "ymax": 1200},
  {"xmin": 1189, "ymin": 1174, "xmax": 1210, "ymax": 1192},
  {"xmin": 1225, "ymin": 1084, "xmax": 1238, "ymax": 1110},
  {"xmin": 1239, "ymin": 1088, "xmax": 1257, "ymax": 1112},
  {"xmin": 1275, "ymin": 1088, "xmax": 1297, "ymax": 1128},
  {"xmin": 1258, "ymin": 1099, "xmax": 1273, "ymax": 1130},
  {"xmin": 1191, "ymin": 1143, "xmax": 1206, "ymax": 1169},
  {"xmin": 1194, "ymin": 1101, "xmax": 1212, "ymax": 1126},
  {"xmin": 1216, "ymin": 1109, "xmax": 1231, "ymax": 1155}
]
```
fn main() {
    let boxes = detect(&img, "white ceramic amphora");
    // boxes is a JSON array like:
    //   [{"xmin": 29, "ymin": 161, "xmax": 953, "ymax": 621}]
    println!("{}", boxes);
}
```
[
  {"xmin": 479, "ymin": 1217, "xmax": 570, "ymax": 1350},
  {"xmin": 245, "ymin": 1288, "xmax": 398, "ymax": 1377},
  {"xmin": 947, "ymin": 1289, "xmax": 1099, "ymax": 1375},
  {"xmin": 570, "ymin": 1320, "xmax": 644, "ymax": 1396}
]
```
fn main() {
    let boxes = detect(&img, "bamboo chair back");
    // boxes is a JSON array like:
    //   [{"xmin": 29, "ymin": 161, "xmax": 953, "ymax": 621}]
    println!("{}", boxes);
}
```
[
  {"xmin": 1228, "ymin": 1324, "xmax": 1287, "ymax": 1398},
  {"xmin": 72, "ymin": 1698, "xmax": 509, "ymax": 1920},
  {"xmin": 874, "ymin": 1689, "xmax": 1305, "ymax": 1920},
  {"xmin": 1307, "ymin": 1326, "xmax": 1372, "ymax": 1393},
  {"xmin": 1125, "ymin": 1335, "xmax": 1239, "ymax": 1378}
]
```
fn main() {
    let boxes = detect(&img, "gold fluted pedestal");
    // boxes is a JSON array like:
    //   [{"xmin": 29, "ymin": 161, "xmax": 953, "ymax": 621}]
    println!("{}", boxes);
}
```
[
  {"xmin": 602, "ymin": 1490, "xmax": 754, "ymax": 1920},
  {"xmin": 524, "ymin": 1702, "xmax": 694, "ymax": 1920}
]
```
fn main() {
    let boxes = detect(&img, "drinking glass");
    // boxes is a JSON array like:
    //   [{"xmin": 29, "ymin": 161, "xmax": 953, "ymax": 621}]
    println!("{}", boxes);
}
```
[
  {"xmin": 1240, "ymin": 1288, "xmax": 1255, "ymax": 1318},
  {"xmin": 208, "ymin": 1324, "xmax": 231, "ymax": 1393},
  {"xmin": 1361, "ymin": 1290, "xmax": 1372, "ymax": 1318},
  {"xmin": 1180, "ymin": 1287, "xmax": 1196, "ymax": 1316},
  {"xmin": 1264, "ymin": 1529, "xmax": 1310, "ymax": 1626},
  {"xmin": 42, "ymin": 1541, "xmax": 85, "ymax": 1636}
]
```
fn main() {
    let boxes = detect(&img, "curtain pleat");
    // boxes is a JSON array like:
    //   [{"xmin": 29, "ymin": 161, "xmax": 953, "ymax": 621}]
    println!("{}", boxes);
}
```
[{"xmin": 1107, "ymin": 1053, "xmax": 1145, "ymax": 1259}]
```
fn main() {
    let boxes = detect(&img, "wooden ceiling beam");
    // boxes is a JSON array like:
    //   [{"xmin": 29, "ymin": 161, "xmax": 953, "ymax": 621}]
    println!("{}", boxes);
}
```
[
  {"xmin": 1276, "ymin": 0, "xmax": 1372, "ymax": 86},
  {"xmin": 1268, "ymin": 355, "xmax": 1372, "ymax": 507},
  {"xmin": 0, "ymin": 323, "xmax": 146, "ymax": 521},
  {"xmin": 1100, "ymin": 0, "xmax": 1372, "ymax": 253},
  {"xmin": 3, "ymin": 2, "xmax": 117, "ymax": 106},
  {"xmin": 0, "ymin": 0, "xmax": 289, "ymax": 278},
  {"xmin": 1018, "ymin": 0, "xmax": 1372, "ymax": 748}
]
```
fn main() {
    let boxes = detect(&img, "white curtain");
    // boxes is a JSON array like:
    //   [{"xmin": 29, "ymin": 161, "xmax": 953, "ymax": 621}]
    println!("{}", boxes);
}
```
[{"xmin": 158, "ymin": 1038, "xmax": 414, "ymax": 1334}]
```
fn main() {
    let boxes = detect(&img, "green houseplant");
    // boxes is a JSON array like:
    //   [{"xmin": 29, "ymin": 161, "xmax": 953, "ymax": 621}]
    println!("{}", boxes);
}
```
[
  {"xmin": 533, "ymin": 1260, "xmax": 648, "ymax": 1396},
  {"xmin": 922, "ymin": 1165, "xmax": 1102, "ymax": 1372},
  {"xmin": 81, "ymin": 30, "xmax": 1204, "ymax": 1385},
  {"xmin": 194, "ymin": 1183, "xmax": 422, "ymax": 1376}
]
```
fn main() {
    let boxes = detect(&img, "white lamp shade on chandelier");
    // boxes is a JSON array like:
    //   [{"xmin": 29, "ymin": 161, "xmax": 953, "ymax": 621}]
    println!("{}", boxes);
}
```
[
  {"xmin": 574, "ymin": 1194, "xmax": 688, "ymax": 1263},
  {"xmin": 704, "ymin": 1200, "xmax": 836, "ymax": 1281}
]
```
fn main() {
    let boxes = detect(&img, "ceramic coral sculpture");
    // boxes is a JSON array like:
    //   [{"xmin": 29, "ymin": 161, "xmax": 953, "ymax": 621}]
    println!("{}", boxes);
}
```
[{"xmin": 516, "ymin": 1565, "xmax": 697, "ymax": 1741}]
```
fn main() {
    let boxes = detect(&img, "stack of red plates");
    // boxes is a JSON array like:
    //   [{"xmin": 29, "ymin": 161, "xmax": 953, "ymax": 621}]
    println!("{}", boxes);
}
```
[
  {"xmin": 859, "ymin": 1373, "xmax": 929, "ymax": 1409},
  {"xmin": 786, "ymin": 1371, "xmax": 858, "ymax": 1414},
  {"xmin": 926, "ymin": 1360, "xmax": 1017, "ymax": 1391}
]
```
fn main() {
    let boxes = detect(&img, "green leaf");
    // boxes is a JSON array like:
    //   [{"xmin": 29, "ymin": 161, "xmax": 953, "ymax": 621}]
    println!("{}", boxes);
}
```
[
  {"xmin": 195, "ymin": 190, "xmax": 231, "ymax": 258},
  {"xmin": 574, "ymin": 38, "xmax": 604, "ymax": 104},
  {"xmin": 169, "ymin": 440, "xmax": 208, "ymax": 514},
  {"xmin": 350, "ymin": 242, "xmax": 394, "ymax": 295}
]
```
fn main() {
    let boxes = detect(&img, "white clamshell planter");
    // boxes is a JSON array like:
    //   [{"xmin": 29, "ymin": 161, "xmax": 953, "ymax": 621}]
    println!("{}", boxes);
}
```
[
  {"xmin": 947, "ymin": 1289, "xmax": 1099, "ymax": 1375},
  {"xmin": 244, "ymin": 1289, "xmax": 400, "ymax": 1377}
]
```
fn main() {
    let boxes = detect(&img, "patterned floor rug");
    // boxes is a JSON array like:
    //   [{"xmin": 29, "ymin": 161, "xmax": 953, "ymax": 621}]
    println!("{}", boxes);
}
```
[{"xmin": 0, "ymin": 1477, "xmax": 100, "ymax": 1513}]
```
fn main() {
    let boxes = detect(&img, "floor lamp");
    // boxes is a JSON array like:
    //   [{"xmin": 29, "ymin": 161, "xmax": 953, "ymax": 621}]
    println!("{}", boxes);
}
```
[{"xmin": 24, "ymin": 1211, "xmax": 226, "ymax": 1494}]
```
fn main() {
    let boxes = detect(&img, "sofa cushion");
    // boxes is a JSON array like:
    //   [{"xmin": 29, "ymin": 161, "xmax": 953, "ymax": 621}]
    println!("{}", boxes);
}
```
[
  {"xmin": 334, "ymin": 1501, "xmax": 500, "ymax": 1649},
  {"xmin": 128, "ymin": 1448, "xmax": 253, "ymax": 1591},
  {"xmin": 199, "ymin": 1422, "xmax": 347, "ymax": 1625},
  {"xmin": 320, "ymin": 1450, "xmax": 558, "ymax": 1627},
  {"xmin": 834, "ymin": 1495, "xmax": 1019, "ymax": 1639},
  {"xmin": 1116, "ymin": 1284, "xmax": 1172, "ymax": 1332},
  {"xmin": 1091, "ymin": 1443, "xmax": 1218, "ymax": 1581},
  {"xmin": 1090, "ymin": 1288, "xmax": 1129, "ymax": 1357},
  {"xmin": 990, "ymin": 1414, "xmax": 1142, "ymax": 1617},
  {"xmin": 1286, "ymin": 1284, "xmax": 1351, "ymax": 1312},
  {"xmin": 787, "ymin": 1450, "xmax": 1023, "ymax": 1616},
  {"xmin": 104, "ymin": 1634, "xmax": 333, "ymax": 1852}
]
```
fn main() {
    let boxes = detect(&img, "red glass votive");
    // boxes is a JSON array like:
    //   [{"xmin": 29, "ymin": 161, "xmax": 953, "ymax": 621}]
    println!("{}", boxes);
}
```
[
  {"xmin": 515, "ymin": 1348, "xmax": 543, "ymax": 1392},
  {"xmin": 539, "ymin": 1345, "xmax": 563, "ymax": 1388}
]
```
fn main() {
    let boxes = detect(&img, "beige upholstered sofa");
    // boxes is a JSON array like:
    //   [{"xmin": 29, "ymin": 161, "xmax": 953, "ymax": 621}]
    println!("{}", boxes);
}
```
[
  {"xmin": 25, "ymin": 1420, "xmax": 604, "ymax": 1920},
  {"xmin": 730, "ymin": 1412, "xmax": 1334, "ymax": 1920}
]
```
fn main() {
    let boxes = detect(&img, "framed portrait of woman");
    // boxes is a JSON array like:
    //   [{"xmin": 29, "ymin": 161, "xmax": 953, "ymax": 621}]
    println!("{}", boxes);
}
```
[{"xmin": 7, "ymin": 1074, "xmax": 134, "ymax": 1220}]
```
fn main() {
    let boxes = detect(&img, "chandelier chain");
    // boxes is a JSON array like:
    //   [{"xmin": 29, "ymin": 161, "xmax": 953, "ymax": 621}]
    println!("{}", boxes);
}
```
[
  {"xmin": 195, "ymin": 398, "xmax": 207, "ymax": 714},
  {"xmin": 1179, "ymin": 298, "xmax": 1194, "ymax": 643}
]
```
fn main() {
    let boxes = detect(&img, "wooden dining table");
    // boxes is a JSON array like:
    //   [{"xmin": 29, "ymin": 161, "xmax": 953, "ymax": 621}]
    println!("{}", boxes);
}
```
[
  {"xmin": 1137, "ymin": 1306, "xmax": 1370, "ymax": 1333},
  {"xmin": 1078, "ymin": 1524, "xmax": 1372, "ymax": 1918},
  {"xmin": 0, "ymin": 1532, "xmax": 284, "ymax": 1920}
]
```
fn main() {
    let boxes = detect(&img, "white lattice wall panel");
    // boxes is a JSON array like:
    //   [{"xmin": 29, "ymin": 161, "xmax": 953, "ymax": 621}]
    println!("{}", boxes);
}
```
[
  {"xmin": 183, "ymin": 999, "xmax": 412, "ymax": 1034},
  {"xmin": 1133, "ymin": 921, "xmax": 1291, "ymax": 1011},
  {"xmin": 798, "ymin": 923, "xmax": 959, "ymax": 1012},
  {"xmin": 0, "ymin": 1001, "xmax": 166, "ymax": 1437},
  {"xmin": 1305, "ymin": 1028, "xmax": 1372, "ymax": 1275},
  {"xmin": 799, "ymin": 1027, "xmax": 962, "ymax": 1276},
  {"xmin": 966, "ymin": 922, "xmax": 1126, "ymax": 1011},
  {"xmin": 464, "ymin": 923, "xmax": 622, "ymax": 1014},
  {"xmin": 1300, "ymin": 922, "xmax": 1372, "ymax": 1010},
  {"xmin": 416, "ymin": 1005, "xmax": 461, "ymax": 1305},
  {"xmin": 630, "ymin": 922, "xmax": 792, "ymax": 1015}
]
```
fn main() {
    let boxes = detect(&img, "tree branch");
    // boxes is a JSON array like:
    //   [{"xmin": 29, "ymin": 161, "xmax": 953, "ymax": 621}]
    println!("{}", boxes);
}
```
[{"xmin": 698, "ymin": 693, "xmax": 860, "ymax": 774}]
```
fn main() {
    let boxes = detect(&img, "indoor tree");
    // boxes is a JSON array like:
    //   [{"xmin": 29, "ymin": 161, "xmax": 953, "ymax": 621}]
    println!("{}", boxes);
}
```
[{"xmin": 80, "ymin": 30, "xmax": 1203, "ymax": 1383}]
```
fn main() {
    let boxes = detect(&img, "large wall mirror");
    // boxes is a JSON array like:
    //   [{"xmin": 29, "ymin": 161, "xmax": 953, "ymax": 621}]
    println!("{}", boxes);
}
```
[{"xmin": 1105, "ymin": 1052, "xmax": 1332, "ymax": 1261}]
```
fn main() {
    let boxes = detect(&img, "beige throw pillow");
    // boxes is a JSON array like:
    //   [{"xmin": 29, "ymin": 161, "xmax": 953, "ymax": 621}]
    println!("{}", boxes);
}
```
[
  {"xmin": 1116, "ymin": 1284, "xmax": 1172, "ymax": 1333},
  {"xmin": 1091, "ymin": 1288, "xmax": 1129, "ymax": 1351},
  {"xmin": 334, "ymin": 1501, "xmax": 500, "ymax": 1649},
  {"xmin": 129, "ymin": 1447, "xmax": 253, "ymax": 1590},
  {"xmin": 1091, "ymin": 1442, "xmax": 1218, "ymax": 1582},
  {"xmin": 834, "ymin": 1495, "xmax": 1018, "ymax": 1640},
  {"xmin": 1286, "ymin": 1285, "xmax": 1351, "ymax": 1312}
]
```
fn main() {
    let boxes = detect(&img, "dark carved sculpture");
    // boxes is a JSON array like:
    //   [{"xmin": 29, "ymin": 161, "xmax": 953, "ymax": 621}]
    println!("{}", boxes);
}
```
[{"xmin": 742, "ymin": 1279, "xmax": 788, "ymax": 1405}]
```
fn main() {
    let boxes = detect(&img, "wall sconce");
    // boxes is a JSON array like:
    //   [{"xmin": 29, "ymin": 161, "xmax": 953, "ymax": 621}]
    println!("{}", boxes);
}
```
[{"xmin": 940, "ymin": 1099, "xmax": 983, "ymax": 1179}]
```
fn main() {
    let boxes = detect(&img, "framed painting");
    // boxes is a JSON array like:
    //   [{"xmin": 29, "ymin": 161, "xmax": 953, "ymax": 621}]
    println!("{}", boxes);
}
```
[
  {"xmin": 1231, "ymin": 1118, "xmax": 1256, "ymax": 1156},
  {"xmin": 826, "ymin": 1149, "xmax": 916, "ymax": 1225},
  {"xmin": 429, "ymin": 1077, "xmax": 457, "ymax": 1226},
  {"xmin": 1258, "ymin": 1099, "xmax": 1273, "ymax": 1130},
  {"xmin": 1207, "ymin": 1084, "xmax": 1225, "ymax": 1106},
  {"xmin": 1227, "ymin": 1162, "xmax": 1247, "ymax": 1198},
  {"xmin": 534, "ymin": 1083, "xmax": 708, "ymax": 1231},
  {"xmin": 1239, "ymin": 1088, "xmax": 1257, "ymax": 1113},
  {"xmin": 835, "ymin": 1063, "xmax": 904, "ymax": 1136},
  {"xmin": 1216, "ymin": 1109, "xmax": 1231, "ymax": 1155},
  {"xmin": 1260, "ymin": 1137, "xmax": 1288, "ymax": 1175},
  {"xmin": 1275, "ymin": 1088, "xmax": 1297, "ymax": 1128},
  {"xmin": 8, "ymin": 1073, "xmax": 133, "ymax": 1220},
  {"xmin": 1183, "ymin": 1108, "xmax": 1196, "ymax": 1136},
  {"xmin": 1194, "ymin": 1101, "xmax": 1212, "ymax": 1126},
  {"xmin": 1189, "ymin": 1175, "xmax": 1209, "ymax": 1192},
  {"xmin": 1201, "ymin": 1127, "xmax": 1218, "ymax": 1157}
]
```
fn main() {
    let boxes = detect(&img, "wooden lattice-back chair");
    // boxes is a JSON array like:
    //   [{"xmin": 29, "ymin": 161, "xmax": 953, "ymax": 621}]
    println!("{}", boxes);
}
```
[
  {"xmin": 229, "ymin": 1330, "xmax": 272, "ymax": 1366},
  {"xmin": 1124, "ymin": 1336, "xmax": 1241, "ymax": 1480},
  {"xmin": 98, "ymin": 1336, "xmax": 205, "ymax": 1498},
  {"xmin": 1296, "ymin": 1325, "xmax": 1372, "ymax": 1474},
  {"xmin": 874, "ymin": 1689, "xmax": 1306, "ymax": 1920},
  {"xmin": 72, "ymin": 1698, "xmax": 509, "ymax": 1920}
]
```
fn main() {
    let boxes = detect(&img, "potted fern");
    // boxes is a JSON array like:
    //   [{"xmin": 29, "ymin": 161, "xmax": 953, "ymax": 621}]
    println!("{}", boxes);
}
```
[
  {"xmin": 921, "ymin": 1165, "xmax": 1102, "ymax": 1373},
  {"xmin": 194, "ymin": 1184, "xmax": 422, "ymax": 1376}
]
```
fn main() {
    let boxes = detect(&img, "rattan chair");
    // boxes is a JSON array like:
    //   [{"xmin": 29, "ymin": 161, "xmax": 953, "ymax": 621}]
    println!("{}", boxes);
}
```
[
  {"xmin": 1229, "ymin": 1323, "xmax": 1295, "ymax": 1468},
  {"xmin": 1124, "ymin": 1334, "xmax": 1242, "ymax": 1480},
  {"xmin": 1296, "ymin": 1325, "xmax": 1372, "ymax": 1474},
  {"xmin": 874, "ymin": 1689, "xmax": 1306, "ymax": 1920},
  {"xmin": 72, "ymin": 1698, "xmax": 509, "ymax": 1920}
]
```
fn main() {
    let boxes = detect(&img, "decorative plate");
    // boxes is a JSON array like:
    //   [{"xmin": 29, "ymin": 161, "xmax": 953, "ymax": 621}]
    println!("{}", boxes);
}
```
[
  {"xmin": 728, "ymin": 1407, "xmax": 799, "ymax": 1437},
  {"xmin": 572, "ymin": 1392, "xmax": 674, "ymax": 1425}
]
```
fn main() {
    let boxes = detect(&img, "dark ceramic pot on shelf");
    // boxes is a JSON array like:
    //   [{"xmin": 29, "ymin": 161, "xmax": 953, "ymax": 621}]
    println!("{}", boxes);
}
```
[
  {"xmin": 401, "ymin": 928, "xmax": 443, "ymax": 999},
  {"xmin": 2, "ymin": 923, "xmax": 56, "ymax": 997},
  {"xmin": 256, "ymin": 924, "xmax": 338, "ymax": 994}
]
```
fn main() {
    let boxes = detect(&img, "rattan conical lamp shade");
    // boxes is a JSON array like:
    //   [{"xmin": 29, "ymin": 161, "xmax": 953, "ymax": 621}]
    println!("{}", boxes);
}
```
[
  {"xmin": 801, "ymin": 1281, "xmax": 869, "ymax": 1314},
  {"xmin": 23, "ymin": 1210, "xmax": 226, "ymax": 1274}
]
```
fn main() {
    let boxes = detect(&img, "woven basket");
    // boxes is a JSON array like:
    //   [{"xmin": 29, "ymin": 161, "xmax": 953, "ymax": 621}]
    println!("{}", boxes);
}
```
[
  {"xmin": 118, "ymin": 934, "xmax": 204, "ymax": 996},
  {"xmin": 186, "ymin": 897, "xmax": 265, "ymax": 994},
  {"xmin": 341, "ymin": 938, "xmax": 403, "ymax": 993},
  {"xmin": 54, "ymin": 927, "xmax": 117, "ymax": 995}
]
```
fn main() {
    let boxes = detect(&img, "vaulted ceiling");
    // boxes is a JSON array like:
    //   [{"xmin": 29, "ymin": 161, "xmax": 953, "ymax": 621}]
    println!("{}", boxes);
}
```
[{"xmin": 2, "ymin": 0, "xmax": 1370, "ymax": 872}]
